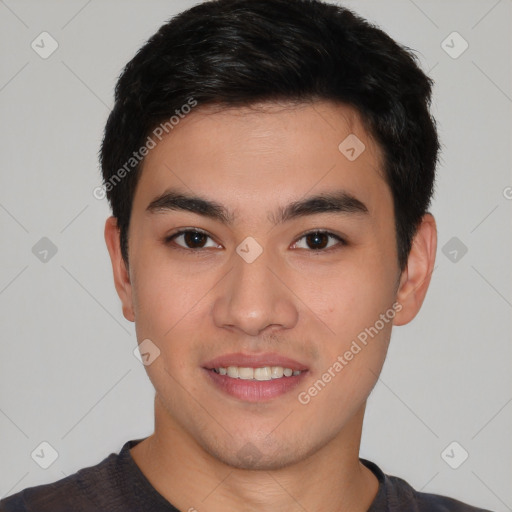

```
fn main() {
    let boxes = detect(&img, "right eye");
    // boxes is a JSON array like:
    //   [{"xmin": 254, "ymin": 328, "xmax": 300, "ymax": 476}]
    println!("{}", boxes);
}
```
[{"xmin": 165, "ymin": 229, "xmax": 222, "ymax": 251}]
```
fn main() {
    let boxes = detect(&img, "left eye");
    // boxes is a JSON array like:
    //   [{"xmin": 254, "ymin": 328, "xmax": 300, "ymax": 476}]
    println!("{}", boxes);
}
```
[{"xmin": 292, "ymin": 231, "xmax": 345, "ymax": 251}]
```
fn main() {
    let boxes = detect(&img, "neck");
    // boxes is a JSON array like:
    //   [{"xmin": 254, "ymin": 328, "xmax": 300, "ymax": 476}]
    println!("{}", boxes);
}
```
[{"xmin": 131, "ymin": 396, "xmax": 379, "ymax": 512}]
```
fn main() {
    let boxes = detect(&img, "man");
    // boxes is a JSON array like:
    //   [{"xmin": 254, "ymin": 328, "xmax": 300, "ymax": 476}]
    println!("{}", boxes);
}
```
[{"xmin": 0, "ymin": 0, "xmax": 493, "ymax": 510}]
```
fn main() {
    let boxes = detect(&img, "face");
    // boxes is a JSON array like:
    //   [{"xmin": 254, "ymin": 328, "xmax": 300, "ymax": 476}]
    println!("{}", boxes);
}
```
[{"xmin": 110, "ymin": 101, "xmax": 409, "ymax": 470}]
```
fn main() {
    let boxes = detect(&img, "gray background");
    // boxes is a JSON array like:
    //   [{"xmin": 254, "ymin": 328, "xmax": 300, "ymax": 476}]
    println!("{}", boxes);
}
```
[{"xmin": 0, "ymin": 0, "xmax": 511, "ymax": 510}]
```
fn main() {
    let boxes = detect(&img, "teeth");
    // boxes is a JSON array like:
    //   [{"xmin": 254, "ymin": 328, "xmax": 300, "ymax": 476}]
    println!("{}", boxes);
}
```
[
  {"xmin": 214, "ymin": 366, "xmax": 302, "ymax": 380},
  {"xmin": 254, "ymin": 367, "xmax": 272, "ymax": 381},
  {"xmin": 238, "ymin": 367, "xmax": 254, "ymax": 380},
  {"xmin": 271, "ymin": 366, "xmax": 283, "ymax": 378},
  {"xmin": 227, "ymin": 366, "xmax": 239, "ymax": 378}
]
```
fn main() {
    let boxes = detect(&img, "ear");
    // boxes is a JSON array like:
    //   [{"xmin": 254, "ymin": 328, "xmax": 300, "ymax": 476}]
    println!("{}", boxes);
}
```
[
  {"xmin": 104, "ymin": 216, "xmax": 135, "ymax": 322},
  {"xmin": 393, "ymin": 213, "xmax": 437, "ymax": 326}
]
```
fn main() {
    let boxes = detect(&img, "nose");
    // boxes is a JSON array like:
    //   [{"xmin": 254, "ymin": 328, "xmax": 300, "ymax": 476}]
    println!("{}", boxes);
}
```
[{"xmin": 212, "ymin": 245, "xmax": 299, "ymax": 337}]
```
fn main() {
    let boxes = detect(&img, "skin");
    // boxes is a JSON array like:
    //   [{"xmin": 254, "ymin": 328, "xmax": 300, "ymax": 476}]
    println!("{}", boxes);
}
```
[{"xmin": 105, "ymin": 100, "xmax": 437, "ymax": 512}]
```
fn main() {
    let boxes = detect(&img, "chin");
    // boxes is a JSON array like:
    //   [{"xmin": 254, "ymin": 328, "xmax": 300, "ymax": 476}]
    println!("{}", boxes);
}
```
[
  {"xmin": 196, "ymin": 429, "xmax": 316, "ymax": 472},
  {"xmin": 211, "ymin": 446, "xmax": 301, "ymax": 471}
]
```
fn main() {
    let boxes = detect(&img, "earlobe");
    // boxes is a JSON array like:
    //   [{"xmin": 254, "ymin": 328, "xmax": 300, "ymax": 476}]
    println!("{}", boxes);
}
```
[
  {"xmin": 393, "ymin": 213, "xmax": 437, "ymax": 326},
  {"xmin": 104, "ymin": 217, "xmax": 135, "ymax": 322}
]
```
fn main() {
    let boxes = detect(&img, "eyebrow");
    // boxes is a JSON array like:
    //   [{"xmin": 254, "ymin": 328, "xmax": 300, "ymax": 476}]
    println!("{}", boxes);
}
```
[{"xmin": 146, "ymin": 188, "xmax": 369, "ymax": 225}]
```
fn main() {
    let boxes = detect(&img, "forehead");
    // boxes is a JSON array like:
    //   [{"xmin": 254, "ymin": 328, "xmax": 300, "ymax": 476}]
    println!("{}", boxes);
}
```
[{"xmin": 133, "ymin": 100, "xmax": 390, "ymax": 220}]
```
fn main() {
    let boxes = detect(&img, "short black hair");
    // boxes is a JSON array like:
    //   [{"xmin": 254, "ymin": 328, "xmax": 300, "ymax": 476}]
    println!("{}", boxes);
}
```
[{"xmin": 100, "ymin": 0, "xmax": 440, "ymax": 271}]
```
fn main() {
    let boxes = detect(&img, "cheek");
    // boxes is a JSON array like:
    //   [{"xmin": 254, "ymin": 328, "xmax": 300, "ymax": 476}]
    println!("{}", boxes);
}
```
[
  {"xmin": 309, "ymin": 256, "xmax": 397, "ymax": 342},
  {"xmin": 131, "ymin": 256, "xmax": 221, "ymax": 388},
  {"xmin": 298, "ymin": 257, "xmax": 396, "ymax": 413},
  {"xmin": 131, "ymin": 253, "xmax": 205, "ymax": 335},
  {"xmin": 297, "ymin": 314, "xmax": 393, "ymax": 421}
]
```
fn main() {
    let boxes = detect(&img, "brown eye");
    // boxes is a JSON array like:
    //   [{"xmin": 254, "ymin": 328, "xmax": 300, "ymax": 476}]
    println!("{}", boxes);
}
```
[
  {"xmin": 305, "ymin": 232, "xmax": 329, "ymax": 250},
  {"xmin": 183, "ymin": 231, "xmax": 208, "ymax": 248},
  {"xmin": 293, "ymin": 231, "xmax": 345, "ymax": 251},
  {"xmin": 167, "ymin": 229, "xmax": 220, "ymax": 250}
]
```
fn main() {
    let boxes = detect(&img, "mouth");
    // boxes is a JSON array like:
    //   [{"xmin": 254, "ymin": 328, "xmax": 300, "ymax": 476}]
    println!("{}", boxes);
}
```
[
  {"xmin": 202, "ymin": 353, "xmax": 309, "ymax": 402},
  {"xmin": 210, "ymin": 365, "xmax": 303, "ymax": 380}
]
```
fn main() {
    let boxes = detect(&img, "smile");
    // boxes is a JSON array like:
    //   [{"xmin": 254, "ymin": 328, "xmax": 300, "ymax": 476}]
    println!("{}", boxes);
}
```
[{"xmin": 212, "ymin": 366, "xmax": 302, "ymax": 380}]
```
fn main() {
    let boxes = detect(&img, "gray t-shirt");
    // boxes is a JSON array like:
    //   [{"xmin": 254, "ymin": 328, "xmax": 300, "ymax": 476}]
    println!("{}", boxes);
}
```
[{"xmin": 0, "ymin": 438, "xmax": 493, "ymax": 511}]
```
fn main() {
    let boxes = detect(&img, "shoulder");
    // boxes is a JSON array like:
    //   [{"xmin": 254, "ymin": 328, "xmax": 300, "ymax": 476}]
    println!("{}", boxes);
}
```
[
  {"xmin": 362, "ymin": 459, "xmax": 495, "ymax": 512},
  {"xmin": 390, "ymin": 473, "xmax": 494, "ymax": 512},
  {"xmin": 0, "ymin": 443, "xmax": 129, "ymax": 512}
]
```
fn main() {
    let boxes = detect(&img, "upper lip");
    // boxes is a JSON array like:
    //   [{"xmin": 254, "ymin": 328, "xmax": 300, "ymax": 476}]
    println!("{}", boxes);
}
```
[{"xmin": 203, "ymin": 352, "xmax": 308, "ymax": 371}]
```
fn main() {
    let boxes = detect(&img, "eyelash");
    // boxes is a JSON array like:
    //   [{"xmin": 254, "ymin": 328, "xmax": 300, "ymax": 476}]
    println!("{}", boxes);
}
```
[{"xmin": 164, "ymin": 228, "xmax": 346, "ymax": 253}]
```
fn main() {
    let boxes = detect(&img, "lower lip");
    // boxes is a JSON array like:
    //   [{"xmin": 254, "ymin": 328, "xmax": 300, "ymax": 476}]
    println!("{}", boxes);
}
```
[{"xmin": 204, "ymin": 368, "xmax": 308, "ymax": 402}]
